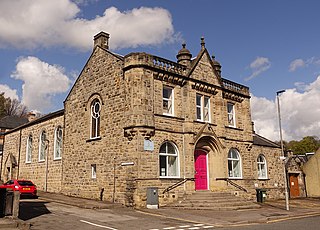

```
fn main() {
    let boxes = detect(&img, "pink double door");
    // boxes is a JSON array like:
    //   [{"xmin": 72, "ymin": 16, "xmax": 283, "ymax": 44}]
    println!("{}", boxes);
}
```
[{"xmin": 194, "ymin": 150, "xmax": 208, "ymax": 190}]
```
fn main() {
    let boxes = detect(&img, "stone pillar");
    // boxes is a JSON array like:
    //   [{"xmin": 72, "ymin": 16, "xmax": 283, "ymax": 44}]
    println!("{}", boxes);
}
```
[{"xmin": 12, "ymin": 191, "xmax": 20, "ymax": 218}]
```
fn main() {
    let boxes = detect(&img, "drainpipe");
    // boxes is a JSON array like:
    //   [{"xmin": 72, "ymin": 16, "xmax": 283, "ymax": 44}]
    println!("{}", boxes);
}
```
[
  {"xmin": 113, "ymin": 156, "xmax": 116, "ymax": 203},
  {"xmin": 0, "ymin": 132, "xmax": 5, "ymax": 181},
  {"xmin": 17, "ymin": 129, "xmax": 22, "ymax": 179},
  {"xmin": 183, "ymin": 121, "xmax": 186, "ymax": 192}
]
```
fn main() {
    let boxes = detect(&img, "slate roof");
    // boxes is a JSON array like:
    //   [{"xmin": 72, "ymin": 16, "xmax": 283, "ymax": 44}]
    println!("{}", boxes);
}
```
[
  {"xmin": 253, "ymin": 133, "xmax": 280, "ymax": 148},
  {"xmin": 0, "ymin": 116, "xmax": 29, "ymax": 129},
  {"xmin": 4, "ymin": 109, "xmax": 64, "ymax": 135}
]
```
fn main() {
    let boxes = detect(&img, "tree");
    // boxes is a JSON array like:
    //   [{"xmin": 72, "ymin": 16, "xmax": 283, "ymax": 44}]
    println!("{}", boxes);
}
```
[
  {"xmin": 286, "ymin": 136, "xmax": 320, "ymax": 155},
  {"xmin": 0, "ymin": 93, "xmax": 5, "ymax": 118},
  {"xmin": 0, "ymin": 93, "xmax": 28, "ymax": 118}
]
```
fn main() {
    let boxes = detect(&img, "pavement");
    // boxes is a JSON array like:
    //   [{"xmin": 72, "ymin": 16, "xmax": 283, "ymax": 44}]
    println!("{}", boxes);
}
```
[{"xmin": 1, "ymin": 191, "xmax": 320, "ymax": 229}]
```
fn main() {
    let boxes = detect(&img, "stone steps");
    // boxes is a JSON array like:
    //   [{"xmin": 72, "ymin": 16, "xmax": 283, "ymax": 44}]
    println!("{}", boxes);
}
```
[{"xmin": 164, "ymin": 191, "xmax": 261, "ymax": 210}]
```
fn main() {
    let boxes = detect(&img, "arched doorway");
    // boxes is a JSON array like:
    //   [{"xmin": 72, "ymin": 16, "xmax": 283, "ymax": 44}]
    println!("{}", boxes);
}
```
[
  {"xmin": 194, "ymin": 134, "xmax": 224, "ymax": 191},
  {"xmin": 194, "ymin": 150, "xmax": 208, "ymax": 190}
]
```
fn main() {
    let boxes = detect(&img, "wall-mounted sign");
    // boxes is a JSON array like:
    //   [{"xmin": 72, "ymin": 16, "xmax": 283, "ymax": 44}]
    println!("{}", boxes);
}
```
[{"xmin": 144, "ymin": 139, "xmax": 154, "ymax": 151}]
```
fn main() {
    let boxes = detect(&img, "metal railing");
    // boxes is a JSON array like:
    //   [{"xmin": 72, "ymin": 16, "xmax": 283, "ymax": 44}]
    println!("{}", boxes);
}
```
[
  {"xmin": 216, "ymin": 178, "xmax": 248, "ymax": 192},
  {"xmin": 162, "ymin": 178, "xmax": 194, "ymax": 194}
]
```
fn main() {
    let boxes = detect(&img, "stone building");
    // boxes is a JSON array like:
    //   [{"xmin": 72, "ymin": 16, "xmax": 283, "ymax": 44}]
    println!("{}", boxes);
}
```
[
  {"xmin": 303, "ymin": 149, "xmax": 320, "ymax": 197},
  {"xmin": 1, "ymin": 32, "xmax": 286, "ymax": 207}
]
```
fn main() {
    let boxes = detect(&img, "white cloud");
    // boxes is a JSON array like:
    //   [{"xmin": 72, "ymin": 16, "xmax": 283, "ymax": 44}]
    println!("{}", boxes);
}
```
[
  {"xmin": 11, "ymin": 56, "xmax": 71, "ymax": 112},
  {"xmin": 0, "ymin": 84, "xmax": 19, "ymax": 100},
  {"xmin": 251, "ymin": 76, "xmax": 320, "ymax": 141},
  {"xmin": 0, "ymin": 0, "xmax": 176, "ymax": 51},
  {"xmin": 289, "ymin": 59, "xmax": 305, "ymax": 72},
  {"xmin": 245, "ymin": 57, "xmax": 271, "ymax": 81},
  {"xmin": 289, "ymin": 57, "xmax": 320, "ymax": 72}
]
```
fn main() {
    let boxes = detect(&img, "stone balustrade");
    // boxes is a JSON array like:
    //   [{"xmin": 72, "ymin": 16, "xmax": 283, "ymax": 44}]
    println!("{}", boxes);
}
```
[
  {"xmin": 124, "ymin": 53, "xmax": 186, "ymax": 75},
  {"xmin": 222, "ymin": 78, "xmax": 249, "ymax": 96}
]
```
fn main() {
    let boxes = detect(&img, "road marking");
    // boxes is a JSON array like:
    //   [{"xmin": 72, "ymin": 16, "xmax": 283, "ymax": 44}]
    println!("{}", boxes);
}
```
[
  {"xmin": 80, "ymin": 220, "xmax": 118, "ymax": 230},
  {"xmin": 266, "ymin": 212, "xmax": 320, "ymax": 223},
  {"xmin": 135, "ymin": 209, "xmax": 215, "ymax": 227}
]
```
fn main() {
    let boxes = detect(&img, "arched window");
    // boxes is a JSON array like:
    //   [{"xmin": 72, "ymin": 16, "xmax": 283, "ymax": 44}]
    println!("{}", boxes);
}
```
[
  {"xmin": 39, "ymin": 130, "xmax": 46, "ymax": 162},
  {"xmin": 90, "ymin": 99, "xmax": 101, "ymax": 139},
  {"xmin": 228, "ymin": 148, "xmax": 242, "ymax": 178},
  {"xmin": 257, "ymin": 155, "xmax": 268, "ymax": 179},
  {"xmin": 26, "ymin": 135, "xmax": 32, "ymax": 163},
  {"xmin": 54, "ymin": 126, "xmax": 63, "ymax": 160},
  {"xmin": 159, "ymin": 142, "xmax": 179, "ymax": 177}
]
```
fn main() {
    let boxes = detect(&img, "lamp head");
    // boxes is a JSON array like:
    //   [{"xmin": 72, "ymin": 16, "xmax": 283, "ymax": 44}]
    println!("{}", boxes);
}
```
[{"xmin": 277, "ymin": 90, "xmax": 286, "ymax": 95}]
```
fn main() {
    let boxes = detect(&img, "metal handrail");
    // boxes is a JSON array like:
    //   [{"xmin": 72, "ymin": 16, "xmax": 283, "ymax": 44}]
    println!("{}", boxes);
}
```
[
  {"xmin": 162, "ymin": 178, "xmax": 194, "ymax": 194},
  {"xmin": 216, "ymin": 178, "xmax": 248, "ymax": 192}
]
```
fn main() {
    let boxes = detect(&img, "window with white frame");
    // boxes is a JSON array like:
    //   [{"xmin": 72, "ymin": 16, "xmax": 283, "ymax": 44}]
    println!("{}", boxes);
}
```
[
  {"xmin": 26, "ymin": 135, "xmax": 32, "ymax": 163},
  {"xmin": 159, "ymin": 142, "xmax": 179, "ymax": 177},
  {"xmin": 38, "ymin": 130, "xmax": 46, "ymax": 162},
  {"xmin": 54, "ymin": 126, "xmax": 63, "ymax": 160},
  {"xmin": 257, "ymin": 154, "xmax": 268, "ymax": 179},
  {"xmin": 227, "ymin": 102, "xmax": 235, "ymax": 127},
  {"xmin": 91, "ymin": 164, "xmax": 97, "ymax": 179},
  {"xmin": 228, "ymin": 148, "xmax": 242, "ymax": 178},
  {"xmin": 196, "ymin": 94, "xmax": 210, "ymax": 122},
  {"xmin": 163, "ymin": 86, "xmax": 173, "ymax": 115},
  {"xmin": 90, "ymin": 99, "xmax": 101, "ymax": 139}
]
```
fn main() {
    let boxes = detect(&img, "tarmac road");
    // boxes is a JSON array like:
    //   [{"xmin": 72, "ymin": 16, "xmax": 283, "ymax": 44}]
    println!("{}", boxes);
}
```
[
  {"xmin": 19, "ymin": 199, "xmax": 212, "ymax": 230},
  {"xmin": 214, "ymin": 215, "xmax": 320, "ymax": 230},
  {"xmin": 14, "ymin": 192, "xmax": 320, "ymax": 230}
]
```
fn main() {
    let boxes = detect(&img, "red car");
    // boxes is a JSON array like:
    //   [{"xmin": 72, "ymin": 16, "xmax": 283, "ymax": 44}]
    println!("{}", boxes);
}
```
[{"xmin": 0, "ymin": 179, "xmax": 37, "ymax": 197}]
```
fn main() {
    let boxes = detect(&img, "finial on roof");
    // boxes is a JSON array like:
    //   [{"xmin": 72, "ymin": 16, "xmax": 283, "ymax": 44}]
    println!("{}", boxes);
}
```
[
  {"xmin": 177, "ymin": 42, "xmax": 192, "ymax": 66},
  {"xmin": 201, "ymin": 36, "xmax": 205, "ymax": 49}
]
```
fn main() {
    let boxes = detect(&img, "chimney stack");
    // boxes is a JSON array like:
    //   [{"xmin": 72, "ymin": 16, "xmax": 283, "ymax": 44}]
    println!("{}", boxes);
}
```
[
  {"xmin": 94, "ymin": 31, "xmax": 110, "ymax": 50},
  {"xmin": 27, "ymin": 112, "xmax": 36, "ymax": 122}
]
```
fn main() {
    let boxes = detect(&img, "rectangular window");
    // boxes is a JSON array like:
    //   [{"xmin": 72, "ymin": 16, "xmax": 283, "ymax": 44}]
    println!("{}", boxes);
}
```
[
  {"xmin": 163, "ymin": 86, "xmax": 173, "ymax": 115},
  {"xmin": 91, "ymin": 164, "xmax": 97, "ymax": 179},
  {"xmin": 227, "ymin": 103, "xmax": 235, "ymax": 127},
  {"xmin": 196, "ymin": 94, "xmax": 210, "ymax": 122}
]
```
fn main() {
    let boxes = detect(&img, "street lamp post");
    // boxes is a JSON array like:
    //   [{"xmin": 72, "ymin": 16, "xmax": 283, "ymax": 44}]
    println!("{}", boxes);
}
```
[{"xmin": 276, "ymin": 90, "xmax": 289, "ymax": 211}]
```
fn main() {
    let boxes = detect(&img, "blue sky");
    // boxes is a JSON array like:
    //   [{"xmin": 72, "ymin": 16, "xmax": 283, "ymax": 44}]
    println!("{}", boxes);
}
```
[{"xmin": 1, "ymin": 0, "xmax": 320, "ymax": 141}]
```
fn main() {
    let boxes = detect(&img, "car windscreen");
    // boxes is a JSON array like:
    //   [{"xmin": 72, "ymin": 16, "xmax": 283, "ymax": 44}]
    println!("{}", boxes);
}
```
[{"xmin": 17, "ymin": 181, "xmax": 34, "ymax": 186}]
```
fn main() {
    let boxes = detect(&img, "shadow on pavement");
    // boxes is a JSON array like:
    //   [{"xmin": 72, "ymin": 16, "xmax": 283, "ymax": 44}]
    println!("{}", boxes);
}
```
[{"xmin": 19, "ymin": 199, "xmax": 51, "ymax": 221}]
